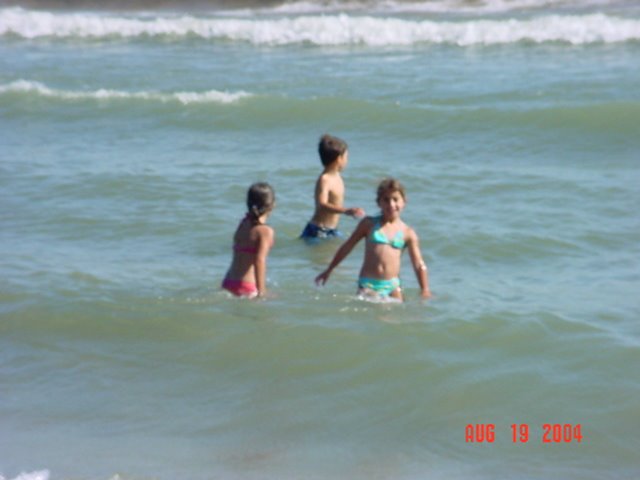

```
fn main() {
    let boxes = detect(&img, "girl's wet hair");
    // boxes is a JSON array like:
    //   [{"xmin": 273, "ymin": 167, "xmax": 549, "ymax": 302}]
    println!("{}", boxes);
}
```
[
  {"xmin": 376, "ymin": 178, "xmax": 406, "ymax": 203},
  {"xmin": 247, "ymin": 182, "xmax": 275, "ymax": 220}
]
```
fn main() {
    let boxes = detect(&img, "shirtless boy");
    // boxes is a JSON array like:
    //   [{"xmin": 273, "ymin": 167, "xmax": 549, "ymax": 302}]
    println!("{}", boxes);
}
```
[{"xmin": 300, "ymin": 134, "xmax": 365, "ymax": 241}]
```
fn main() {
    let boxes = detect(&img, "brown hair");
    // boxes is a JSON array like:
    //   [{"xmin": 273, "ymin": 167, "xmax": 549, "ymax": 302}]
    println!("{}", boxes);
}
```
[
  {"xmin": 247, "ymin": 182, "xmax": 275, "ymax": 220},
  {"xmin": 376, "ymin": 178, "xmax": 406, "ymax": 203},
  {"xmin": 318, "ymin": 134, "xmax": 348, "ymax": 166}
]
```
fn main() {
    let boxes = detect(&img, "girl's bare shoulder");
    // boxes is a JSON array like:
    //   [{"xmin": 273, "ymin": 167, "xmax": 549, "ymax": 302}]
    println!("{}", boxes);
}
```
[
  {"xmin": 403, "ymin": 223, "xmax": 419, "ymax": 242},
  {"xmin": 359, "ymin": 215, "xmax": 378, "ymax": 232},
  {"xmin": 253, "ymin": 223, "xmax": 274, "ymax": 236}
]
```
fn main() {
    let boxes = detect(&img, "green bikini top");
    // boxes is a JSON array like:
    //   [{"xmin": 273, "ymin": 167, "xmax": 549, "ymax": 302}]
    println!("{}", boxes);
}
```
[{"xmin": 370, "ymin": 216, "xmax": 405, "ymax": 249}]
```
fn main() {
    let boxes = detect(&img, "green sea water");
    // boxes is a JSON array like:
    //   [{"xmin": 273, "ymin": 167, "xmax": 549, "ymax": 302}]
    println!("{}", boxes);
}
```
[{"xmin": 1, "ymin": 1, "xmax": 640, "ymax": 479}]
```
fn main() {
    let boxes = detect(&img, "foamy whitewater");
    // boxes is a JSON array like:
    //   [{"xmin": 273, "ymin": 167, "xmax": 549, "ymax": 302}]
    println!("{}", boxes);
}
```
[
  {"xmin": 1, "ymin": 0, "xmax": 640, "ymax": 479},
  {"xmin": 2, "ymin": 7, "xmax": 640, "ymax": 44}
]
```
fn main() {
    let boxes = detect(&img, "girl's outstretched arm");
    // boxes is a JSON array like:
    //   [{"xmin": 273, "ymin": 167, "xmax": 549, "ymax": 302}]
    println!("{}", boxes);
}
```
[
  {"xmin": 315, "ymin": 218, "xmax": 370, "ymax": 286},
  {"xmin": 406, "ymin": 228, "xmax": 431, "ymax": 299},
  {"xmin": 254, "ymin": 226, "xmax": 275, "ymax": 297}
]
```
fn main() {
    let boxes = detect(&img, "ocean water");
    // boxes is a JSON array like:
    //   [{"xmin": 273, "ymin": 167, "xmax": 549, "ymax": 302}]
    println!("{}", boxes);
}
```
[{"xmin": 1, "ymin": 0, "xmax": 640, "ymax": 478}]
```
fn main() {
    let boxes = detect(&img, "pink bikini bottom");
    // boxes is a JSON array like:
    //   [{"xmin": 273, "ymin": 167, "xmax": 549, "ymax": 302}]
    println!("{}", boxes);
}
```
[{"xmin": 222, "ymin": 278, "xmax": 258, "ymax": 298}]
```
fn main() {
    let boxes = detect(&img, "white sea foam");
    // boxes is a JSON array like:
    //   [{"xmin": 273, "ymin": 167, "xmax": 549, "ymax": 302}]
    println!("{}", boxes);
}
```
[
  {"xmin": 0, "ymin": 471, "xmax": 50, "ymax": 480},
  {"xmin": 251, "ymin": 0, "xmax": 624, "ymax": 15},
  {"xmin": 1, "ymin": 7, "xmax": 639, "ymax": 45},
  {"xmin": 0, "ymin": 80, "xmax": 252, "ymax": 104}
]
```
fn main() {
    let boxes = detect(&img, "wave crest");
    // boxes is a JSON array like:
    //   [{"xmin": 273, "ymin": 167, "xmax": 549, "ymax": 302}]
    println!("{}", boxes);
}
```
[
  {"xmin": 2, "ymin": 8, "xmax": 639, "ymax": 45},
  {"xmin": 0, "ymin": 80, "xmax": 252, "ymax": 104},
  {"xmin": 0, "ymin": 472, "xmax": 50, "ymax": 480}
]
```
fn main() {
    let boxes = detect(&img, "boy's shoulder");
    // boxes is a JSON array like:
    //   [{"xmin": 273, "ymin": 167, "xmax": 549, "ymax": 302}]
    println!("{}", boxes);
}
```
[
  {"xmin": 316, "ymin": 170, "xmax": 343, "ymax": 187},
  {"xmin": 318, "ymin": 168, "xmax": 342, "ymax": 178}
]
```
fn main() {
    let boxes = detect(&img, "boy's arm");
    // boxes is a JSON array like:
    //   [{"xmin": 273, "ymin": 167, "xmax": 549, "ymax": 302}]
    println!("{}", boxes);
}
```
[
  {"xmin": 254, "ymin": 226, "xmax": 275, "ymax": 297},
  {"xmin": 315, "ymin": 218, "xmax": 369, "ymax": 285},
  {"xmin": 315, "ymin": 175, "xmax": 363, "ymax": 216},
  {"xmin": 406, "ymin": 228, "xmax": 431, "ymax": 299}
]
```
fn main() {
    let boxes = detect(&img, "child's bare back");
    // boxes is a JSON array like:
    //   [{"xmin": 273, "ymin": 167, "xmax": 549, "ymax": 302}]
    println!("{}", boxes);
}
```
[{"xmin": 310, "ymin": 170, "xmax": 346, "ymax": 229}]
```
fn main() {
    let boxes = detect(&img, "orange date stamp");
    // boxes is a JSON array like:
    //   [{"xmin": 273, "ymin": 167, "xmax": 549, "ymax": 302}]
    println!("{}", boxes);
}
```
[{"xmin": 465, "ymin": 424, "xmax": 583, "ymax": 443}]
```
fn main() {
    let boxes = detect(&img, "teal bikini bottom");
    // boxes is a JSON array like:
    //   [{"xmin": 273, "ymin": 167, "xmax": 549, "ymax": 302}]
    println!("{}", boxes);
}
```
[{"xmin": 358, "ymin": 277, "xmax": 401, "ymax": 297}]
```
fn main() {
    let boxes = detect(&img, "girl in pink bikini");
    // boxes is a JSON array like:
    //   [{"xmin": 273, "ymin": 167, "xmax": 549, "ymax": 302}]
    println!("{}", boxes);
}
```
[{"xmin": 222, "ymin": 182, "xmax": 275, "ymax": 298}]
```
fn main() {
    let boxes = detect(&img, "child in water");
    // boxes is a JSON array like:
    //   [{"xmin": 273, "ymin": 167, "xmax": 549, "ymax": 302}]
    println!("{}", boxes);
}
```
[
  {"xmin": 300, "ymin": 134, "xmax": 365, "ymax": 241},
  {"xmin": 315, "ymin": 178, "xmax": 431, "ymax": 301},
  {"xmin": 222, "ymin": 182, "xmax": 275, "ymax": 298}
]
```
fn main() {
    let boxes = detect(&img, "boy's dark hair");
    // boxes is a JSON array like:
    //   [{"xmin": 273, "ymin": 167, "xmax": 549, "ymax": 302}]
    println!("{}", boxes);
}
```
[
  {"xmin": 247, "ymin": 182, "xmax": 275, "ymax": 220},
  {"xmin": 318, "ymin": 134, "xmax": 348, "ymax": 167},
  {"xmin": 377, "ymin": 178, "xmax": 406, "ymax": 203}
]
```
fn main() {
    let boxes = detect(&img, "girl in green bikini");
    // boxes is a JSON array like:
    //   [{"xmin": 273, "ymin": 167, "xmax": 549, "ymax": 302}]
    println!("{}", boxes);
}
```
[{"xmin": 315, "ymin": 178, "xmax": 431, "ymax": 301}]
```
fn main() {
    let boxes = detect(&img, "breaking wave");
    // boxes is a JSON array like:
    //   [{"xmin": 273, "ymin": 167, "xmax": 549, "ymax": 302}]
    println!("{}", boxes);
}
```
[
  {"xmin": 2, "ymin": 7, "xmax": 640, "ymax": 46},
  {"xmin": 0, "ymin": 80, "xmax": 252, "ymax": 104}
]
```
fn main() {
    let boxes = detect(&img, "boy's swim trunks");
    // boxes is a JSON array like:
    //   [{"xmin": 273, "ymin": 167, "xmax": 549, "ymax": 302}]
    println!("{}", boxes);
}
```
[{"xmin": 300, "ymin": 222, "xmax": 342, "ymax": 240}]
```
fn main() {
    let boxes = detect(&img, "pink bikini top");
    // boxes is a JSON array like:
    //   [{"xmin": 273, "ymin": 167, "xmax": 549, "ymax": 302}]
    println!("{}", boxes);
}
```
[
  {"xmin": 233, "ymin": 244, "xmax": 258, "ymax": 254},
  {"xmin": 233, "ymin": 214, "xmax": 274, "ymax": 254},
  {"xmin": 233, "ymin": 215, "xmax": 258, "ymax": 254}
]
